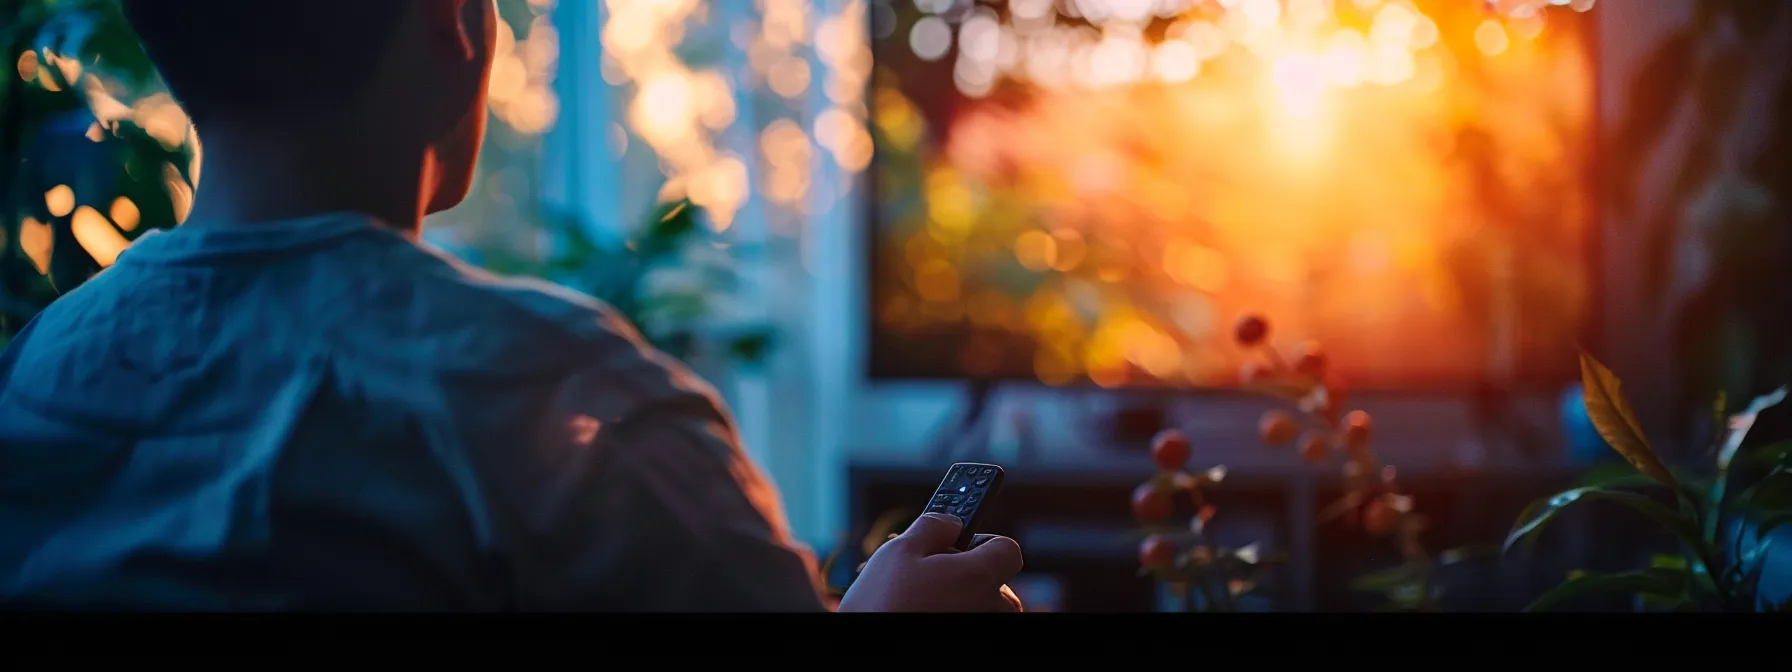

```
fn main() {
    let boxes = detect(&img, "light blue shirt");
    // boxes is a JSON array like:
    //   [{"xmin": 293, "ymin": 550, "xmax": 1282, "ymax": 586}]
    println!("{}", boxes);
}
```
[{"xmin": 0, "ymin": 213, "xmax": 827, "ymax": 611}]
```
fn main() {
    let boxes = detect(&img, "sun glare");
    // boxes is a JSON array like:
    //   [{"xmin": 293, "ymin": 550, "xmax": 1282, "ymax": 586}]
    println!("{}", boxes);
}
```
[{"xmin": 871, "ymin": 0, "xmax": 1598, "ymax": 387}]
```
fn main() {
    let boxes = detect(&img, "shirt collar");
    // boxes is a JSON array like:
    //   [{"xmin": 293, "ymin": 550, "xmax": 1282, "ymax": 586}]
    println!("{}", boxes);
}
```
[{"xmin": 120, "ymin": 212, "xmax": 406, "ymax": 264}]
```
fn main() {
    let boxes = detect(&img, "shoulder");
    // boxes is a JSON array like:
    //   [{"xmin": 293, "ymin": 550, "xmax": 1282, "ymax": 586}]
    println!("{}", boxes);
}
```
[{"xmin": 361, "ymin": 242, "xmax": 723, "ymax": 416}]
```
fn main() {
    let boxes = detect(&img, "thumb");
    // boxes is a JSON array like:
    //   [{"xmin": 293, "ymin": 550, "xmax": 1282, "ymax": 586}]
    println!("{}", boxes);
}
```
[
  {"xmin": 957, "ymin": 534, "xmax": 1024, "ymax": 581},
  {"xmin": 895, "ymin": 512, "xmax": 963, "ymax": 554}
]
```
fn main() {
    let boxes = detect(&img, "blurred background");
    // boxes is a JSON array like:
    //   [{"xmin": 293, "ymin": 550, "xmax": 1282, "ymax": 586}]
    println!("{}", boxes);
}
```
[{"xmin": 3, "ymin": 0, "xmax": 1789, "ymax": 612}]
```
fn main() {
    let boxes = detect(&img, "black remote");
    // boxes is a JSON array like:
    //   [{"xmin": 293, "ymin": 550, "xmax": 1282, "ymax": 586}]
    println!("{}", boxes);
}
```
[{"xmin": 922, "ymin": 462, "xmax": 1005, "ymax": 551}]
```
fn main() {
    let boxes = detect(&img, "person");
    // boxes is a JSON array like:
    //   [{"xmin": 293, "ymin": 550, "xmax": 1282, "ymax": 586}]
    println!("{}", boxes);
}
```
[{"xmin": 0, "ymin": 0, "xmax": 1024, "ymax": 612}]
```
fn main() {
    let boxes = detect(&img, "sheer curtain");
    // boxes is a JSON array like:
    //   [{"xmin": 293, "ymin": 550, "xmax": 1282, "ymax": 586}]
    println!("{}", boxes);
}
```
[
  {"xmin": 539, "ymin": 0, "xmax": 626, "ymax": 243},
  {"xmin": 538, "ymin": 0, "xmax": 862, "ymax": 545}
]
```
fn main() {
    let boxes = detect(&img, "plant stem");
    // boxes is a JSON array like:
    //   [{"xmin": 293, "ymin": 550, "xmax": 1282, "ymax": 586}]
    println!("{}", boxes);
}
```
[{"xmin": 1264, "ymin": 344, "xmax": 1290, "ymax": 372}]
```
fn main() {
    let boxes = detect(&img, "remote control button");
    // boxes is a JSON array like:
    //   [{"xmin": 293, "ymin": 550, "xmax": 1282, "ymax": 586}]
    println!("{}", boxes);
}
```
[
  {"xmin": 956, "ymin": 504, "xmax": 976, "ymax": 516},
  {"xmin": 933, "ymin": 493, "xmax": 950, "ymax": 502},
  {"xmin": 926, "ymin": 504, "xmax": 947, "ymax": 514},
  {"xmin": 967, "ymin": 494, "xmax": 981, "ymax": 504},
  {"xmin": 947, "ymin": 494, "xmax": 963, "ymax": 504},
  {"xmin": 973, "ymin": 477, "xmax": 989, "ymax": 487},
  {"xmin": 981, "ymin": 467, "xmax": 994, "ymax": 475}
]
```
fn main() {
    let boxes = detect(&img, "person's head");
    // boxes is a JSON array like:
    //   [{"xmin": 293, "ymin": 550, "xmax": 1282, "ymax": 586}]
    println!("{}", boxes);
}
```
[{"xmin": 120, "ymin": 0, "xmax": 498, "ymax": 215}]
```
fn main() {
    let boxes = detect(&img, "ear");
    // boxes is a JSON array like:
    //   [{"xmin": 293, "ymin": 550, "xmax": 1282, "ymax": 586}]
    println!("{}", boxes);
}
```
[{"xmin": 422, "ymin": 0, "xmax": 478, "ymax": 62}]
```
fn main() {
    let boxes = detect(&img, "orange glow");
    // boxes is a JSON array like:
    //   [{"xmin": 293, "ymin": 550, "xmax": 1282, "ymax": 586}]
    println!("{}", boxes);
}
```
[
  {"xmin": 601, "ymin": 0, "xmax": 870, "ymax": 227},
  {"xmin": 109, "ymin": 197, "xmax": 141, "ymax": 232},
  {"xmin": 16, "ymin": 49, "xmax": 37, "ymax": 82},
  {"xmin": 914, "ymin": 259, "xmax": 961, "ymax": 302},
  {"xmin": 872, "ymin": 0, "xmax": 1595, "ymax": 388},
  {"xmin": 71, "ymin": 206, "xmax": 130, "ymax": 267},
  {"xmin": 1474, "ymin": 19, "xmax": 1511, "ymax": 56},
  {"xmin": 19, "ymin": 217, "xmax": 52, "ymax": 274},
  {"xmin": 44, "ymin": 185, "xmax": 75, "ymax": 218}
]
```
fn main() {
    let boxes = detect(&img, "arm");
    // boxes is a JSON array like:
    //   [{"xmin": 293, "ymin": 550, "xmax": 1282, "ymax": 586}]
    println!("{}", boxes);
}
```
[{"xmin": 485, "ymin": 360, "xmax": 831, "ymax": 612}]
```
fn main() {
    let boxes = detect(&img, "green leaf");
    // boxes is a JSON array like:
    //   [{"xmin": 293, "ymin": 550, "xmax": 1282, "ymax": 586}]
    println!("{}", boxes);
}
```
[
  {"xmin": 1506, "ymin": 486, "xmax": 1702, "ymax": 556},
  {"xmin": 1650, "ymin": 554, "xmax": 1689, "ymax": 571},
  {"xmin": 1737, "ymin": 440, "xmax": 1792, "ymax": 471},
  {"xmin": 1713, "ymin": 387, "xmax": 1787, "ymax": 475},
  {"xmin": 1638, "ymin": 592, "xmax": 1684, "ymax": 612},
  {"xmin": 1579, "ymin": 352, "xmax": 1679, "ymax": 491},
  {"xmin": 1575, "ymin": 462, "xmax": 1655, "ymax": 489},
  {"xmin": 1735, "ymin": 537, "xmax": 1775, "ymax": 607},
  {"xmin": 726, "ymin": 332, "xmax": 773, "ymax": 364},
  {"xmin": 1350, "ymin": 565, "xmax": 1417, "ymax": 593},
  {"xmin": 1707, "ymin": 387, "xmax": 1788, "ymax": 543},
  {"xmin": 1759, "ymin": 513, "xmax": 1792, "ymax": 541},
  {"xmin": 1576, "ymin": 465, "xmax": 1712, "ymax": 501},
  {"xmin": 1525, "ymin": 568, "xmax": 1690, "ymax": 612},
  {"xmin": 1741, "ymin": 465, "xmax": 1792, "ymax": 507},
  {"xmin": 1738, "ymin": 468, "xmax": 1792, "ymax": 547},
  {"xmin": 638, "ymin": 199, "xmax": 701, "ymax": 256},
  {"xmin": 1438, "ymin": 544, "xmax": 1499, "ymax": 565}
]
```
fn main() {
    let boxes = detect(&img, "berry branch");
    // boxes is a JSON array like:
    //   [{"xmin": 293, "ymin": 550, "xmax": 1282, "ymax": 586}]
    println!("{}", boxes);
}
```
[
  {"xmin": 1134, "ymin": 313, "xmax": 1488, "ymax": 612},
  {"xmin": 1131, "ymin": 429, "xmax": 1283, "ymax": 612}
]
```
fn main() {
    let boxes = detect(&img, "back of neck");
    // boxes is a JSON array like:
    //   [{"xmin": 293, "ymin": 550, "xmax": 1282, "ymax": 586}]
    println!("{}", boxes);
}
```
[{"xmin": 181, "ymin": 121, "xmax": 429, "ymax": 236}]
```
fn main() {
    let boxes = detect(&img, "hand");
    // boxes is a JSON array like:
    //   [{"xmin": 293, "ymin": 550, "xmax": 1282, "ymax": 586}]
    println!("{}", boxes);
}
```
[
  {"xmin": 838, "ymin": 513, "xmax": 1025, "ymax": 613},
  {"xmin": 972, "ymin": 535, "xmax": 1025, "ymax": 612}
]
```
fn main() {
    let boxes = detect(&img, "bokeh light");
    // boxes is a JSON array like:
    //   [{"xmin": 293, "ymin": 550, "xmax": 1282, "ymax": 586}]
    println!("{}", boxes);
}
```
[
  {"xmin": 869, "ymin": 0, "xmax": 1598, "ymax": 388},
  {"xmin": 599, "ymin": 0, "xmax": 872, "ymax": 228}
]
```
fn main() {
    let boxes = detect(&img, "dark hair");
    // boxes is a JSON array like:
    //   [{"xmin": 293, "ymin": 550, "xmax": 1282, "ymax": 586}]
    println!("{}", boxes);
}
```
[{"xmin": 119, "ymin": 0, "xmax": 415, "ymax": 125}]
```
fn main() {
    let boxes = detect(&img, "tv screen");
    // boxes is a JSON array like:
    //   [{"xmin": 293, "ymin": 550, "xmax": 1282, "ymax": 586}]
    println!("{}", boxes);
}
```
[{"xmin": 866, "ymin": 0, "xmax": 1596, "ymax": 391}]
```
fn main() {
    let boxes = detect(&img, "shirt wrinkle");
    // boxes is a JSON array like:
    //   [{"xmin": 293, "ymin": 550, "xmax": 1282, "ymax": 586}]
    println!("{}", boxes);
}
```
[{"xmin": 0, "ymin": 213, "xmax": 820, "ymax": 611}]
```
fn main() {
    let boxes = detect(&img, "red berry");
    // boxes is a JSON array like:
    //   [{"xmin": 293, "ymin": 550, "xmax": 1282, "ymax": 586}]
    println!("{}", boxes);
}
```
[
  {"xmin": 1364, "ymin": 495, "xmax": 1400, "ymax": 536},
  {"xmin": 1298, "ymin": 430, "xmax": 1333, "ymax": 464},
  {"xmin": 1150, "ymin": 429, "xmax": 1192, "ymax": 471},
  {"xmin": 1139, "ymin": 535, "xmax": 1178, "ymax": 569},
  {"xmin": 1258, "ymin": 410, "xmax": 1297, "ymax": 446},
  {"xmin": 1234, "ymin": 314, "xmax": 1269, "ymax": 346},
  {"xmin": 1131, "ymin": 483, "xmax": 1173, "ymax": 525},
  {"xmin": 1342, "ymin": 410, "xmax": 1373, "ymax": 452}
]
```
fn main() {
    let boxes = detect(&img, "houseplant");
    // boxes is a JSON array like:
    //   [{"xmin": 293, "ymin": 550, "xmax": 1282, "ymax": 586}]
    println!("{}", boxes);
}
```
[
  {"xmin": 475, "ymin": 199, "xmax": 774, "ymax": 368},
  {"xmin": 1130, "ymin": 427, "xmax": 1285, "ymax": 612},
  {"xmin": 2, "ymin": 0, "xmax": 194, "ymax": 344},
  {"xmin": 1504, "ymin": 351, "xmax": 1789, "ymax": 612},
  {"xmin": 3, "ymin": 0, "xmax": 768, "ymax": 367}
]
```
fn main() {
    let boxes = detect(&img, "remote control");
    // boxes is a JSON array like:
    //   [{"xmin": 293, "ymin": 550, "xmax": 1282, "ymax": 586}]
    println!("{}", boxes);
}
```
[{"xmin": 923, "ymin": 462, "xmax": 1005, "ymax": 551}]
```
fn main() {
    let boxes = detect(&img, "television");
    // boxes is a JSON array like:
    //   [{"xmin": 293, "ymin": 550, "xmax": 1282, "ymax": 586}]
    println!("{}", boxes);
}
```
[{"xmin": 865, "ymin": 0, "xmax": 1597, "ymax": 392}]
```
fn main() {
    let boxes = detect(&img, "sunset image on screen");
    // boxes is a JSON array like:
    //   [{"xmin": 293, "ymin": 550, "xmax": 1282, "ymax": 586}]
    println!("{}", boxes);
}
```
[{"xmin": 868, "ymin": 0, "xmax": 1595, "ymax": 390}]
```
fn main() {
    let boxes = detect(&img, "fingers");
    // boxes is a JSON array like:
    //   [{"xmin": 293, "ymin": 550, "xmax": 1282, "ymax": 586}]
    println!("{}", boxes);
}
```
[
  {"xmin": 998, "ymin": 584, "xmax": 1024, "ymax": 612},
  {"xmin": 968, "ymin": 534, "xmax": 997, "ymax": 550},
  {"xmin": 954, "ymin": 533, "xmax": 1024, "ymax": 582},
  {"xmin": 894, "ymin": 512, "xmax": 964, "ymax": 554},
  {"xmin": 979, "ymin": 584, "xmax": 1022, "ymax": 612}
]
